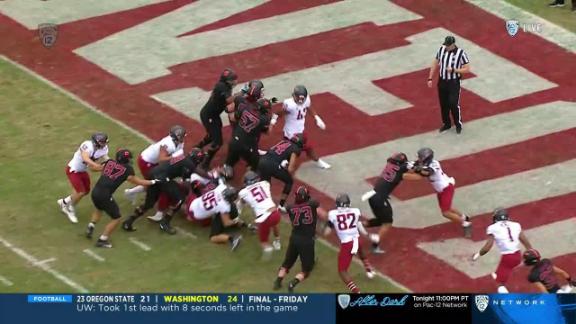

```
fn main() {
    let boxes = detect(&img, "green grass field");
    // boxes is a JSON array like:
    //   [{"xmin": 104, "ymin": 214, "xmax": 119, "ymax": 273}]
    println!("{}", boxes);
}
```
[
  {"xmin": 0, "ymin": 58, "xmax": 403, "ymax": 293},
  {"xmin": 505, "ymin": 0, "xmax": 576, "ymax": 33}
]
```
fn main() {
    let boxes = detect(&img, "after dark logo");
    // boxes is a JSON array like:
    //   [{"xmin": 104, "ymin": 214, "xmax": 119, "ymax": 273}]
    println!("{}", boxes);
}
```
[{"xmin": 38, "ymin": 23, "xmax": 58, "ymax": 48}]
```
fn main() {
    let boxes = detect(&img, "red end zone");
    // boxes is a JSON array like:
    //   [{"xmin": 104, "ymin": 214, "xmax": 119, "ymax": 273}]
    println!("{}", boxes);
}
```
[{"xmin": 0, "ymin": 0, "xmax": 574, "ymax": 292}]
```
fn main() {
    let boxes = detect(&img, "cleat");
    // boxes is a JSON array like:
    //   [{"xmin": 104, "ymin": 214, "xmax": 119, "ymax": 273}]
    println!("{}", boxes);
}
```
[
  {"xmin": 366, "ymin": 270, "xmax": 376, "ymax": 279},
  {"xmin": 438, "ymin": 125, "xmax": 451, "ymax": 133},
  {"xmin": 230, "ymin": 235, "xmax": 243, "ymax": 251},
  {"xmin": 316, "ymin": 159, "xmax": 331, "ymax": 169},
  {"xmin": 147, "ymin": 212, "xmax": 164, "ymax": 222},
  {"xmin": 261, "ymin": 247, "xmax": 273, "ymax": 261},
  {"xmin": 95, "ymin": 239, "xmax": 112, "ymax": 248},
  {"xmin": 372, "ymin": 246, "xmax": 386, "ymax": 254},
  {"xmin": 273, "ymin": 279, "xmax": 282, "ymax": 291},
  {"xmin": 85, "ymin": 225, "xmax": 94, "ymax": 239},
  {"xmin": 57, "ymin": 199, "xmax": 78, "ymax": 223},
  {"xmin": 122, "ymin": 221, "xmax": 136, "ymax": 232},
  {"xmin": 246, "ymin": 223, "xmax": 258, "ymax": 233},
  {"xmin": 456, "ymin": 127, "xmax": 462, "ymax": 135},
  {"xmin": 463, "ymin": 224, "xmax": 472, "ymax": 239},
  {"xmin": 288, "ymin": 280, "xmax": 297, "ymax": 293},
  {"xmin": 272, "ymin": 239, "xmax": 281, "ymax": 251},
  {"xmin": 124, "ymin": 189, "xmax": 138, "ymax": 206},
  {"xmin": 278, "ymin": 206, "xmax": 287, "ymax": 214},
  {"xmin": 159, "ymin": 222, "xmax": 176, "ymax": 235}
]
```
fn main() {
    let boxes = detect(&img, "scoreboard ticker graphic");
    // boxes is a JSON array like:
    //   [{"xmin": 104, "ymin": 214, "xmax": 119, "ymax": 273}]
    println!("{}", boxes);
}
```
[{"xmin": 2, "ymin": 293, "xmax": 574, "ymax": 324}]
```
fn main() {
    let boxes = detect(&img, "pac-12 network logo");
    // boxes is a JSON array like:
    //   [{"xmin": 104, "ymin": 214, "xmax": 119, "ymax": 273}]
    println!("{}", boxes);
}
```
[
  {"xmin": 338, "ymin": 294, "xmax": 351, "ymax": 309},
  {"xmin": 506, "ymin": 20, "xmax": 519, "ymax": 37},
  {"xmin": 475, "ymin": 295, "xmax": 490, "ymax": 312}
]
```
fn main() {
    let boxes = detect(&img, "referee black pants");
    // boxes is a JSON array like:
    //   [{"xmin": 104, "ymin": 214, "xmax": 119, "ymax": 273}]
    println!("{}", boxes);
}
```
[{"xmin": 438, "ymin": 79, "xmax": 462, "ymax": 129}]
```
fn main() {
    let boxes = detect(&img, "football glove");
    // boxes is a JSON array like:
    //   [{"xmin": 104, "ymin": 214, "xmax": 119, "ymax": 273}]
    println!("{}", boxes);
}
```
[
  {"xmin": 280, "ymin": 160, "xmax": 289, "ymax": 169},
  {"xmin": 315, "ymin": 115, "xmax": 326, "ymax": 130},
  {"xmin": 361, "ymin": 190, "xmax": 376, "ymax": 202},
  {"xmin": 472, "ymin": 252, "xmax": 481, "ymax": 261},
  {"xmin": 270, "ymin": 113, "xmax": 279, "ymax": 126}
]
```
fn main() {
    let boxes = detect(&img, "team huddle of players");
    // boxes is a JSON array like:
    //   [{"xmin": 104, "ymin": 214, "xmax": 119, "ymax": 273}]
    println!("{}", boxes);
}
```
[{"xmin": 56, "ymin": 68, "xmax": 574, "ymax": 294}]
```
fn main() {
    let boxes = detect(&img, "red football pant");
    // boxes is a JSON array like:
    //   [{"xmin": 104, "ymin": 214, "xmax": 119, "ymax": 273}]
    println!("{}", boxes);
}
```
[
  {"xmin": 258, "ymin": 210, "xmax": 281, "ymax": 243},
  {"xmin": 338, "ymin": 240, "xmax": 361, "ymax": 272},
  {"xmin": 65, "ymin": 166, "xmax": 90, "ymax": 194},
  {"xmin": 494, "ymin": 251, "xmax": 522, "ymax": 284},
  {"xmin": 437, "ymin": 183, "xmax": 455, "ymax": 212}
]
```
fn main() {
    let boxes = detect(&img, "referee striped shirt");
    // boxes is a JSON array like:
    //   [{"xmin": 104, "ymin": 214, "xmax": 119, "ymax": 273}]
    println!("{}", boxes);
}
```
[{"xmin": 436, "ymin": 46, "xmax": 470, "ymax": 80}]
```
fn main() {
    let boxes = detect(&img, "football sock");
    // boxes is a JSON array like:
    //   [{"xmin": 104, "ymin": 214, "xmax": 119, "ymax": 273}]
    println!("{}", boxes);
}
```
[
  {"xmin": 99, "ymin": 235, "xmax": 108, "ymax": 241},
  {"xmin": 462, "ymin": 221, "xmax": 471, "ymax": 227},
  {"xmin": 88, "ymin": 222, "xmax": 96, "ymax": 228},
  {"xmin": 64, "ymin": 196, "xmax": 72, "ymax": 205},
  {"xmin": 126, "ymin": 186, "xmax": 145, "ymax": 194},
  {"xmin": 346, "ymin": 281, "xmax": 360, "ymax": 293}
]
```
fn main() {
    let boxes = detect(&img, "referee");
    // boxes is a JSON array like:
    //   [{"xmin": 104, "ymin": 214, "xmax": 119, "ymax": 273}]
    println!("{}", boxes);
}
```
[{"xmin": 427, "ymin": 36, "xmax": 470, "ymax": 135}]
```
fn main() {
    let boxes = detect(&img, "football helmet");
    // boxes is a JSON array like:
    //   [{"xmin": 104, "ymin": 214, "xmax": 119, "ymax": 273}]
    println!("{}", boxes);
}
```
[
  {"xmin": 243, "ymin": 170, "xmax": 260, "ymax": 186},
  {"xmin": 417, "ymin": 147, "xmax": 434, "ymax": 165},
  {"xmin": 222, "ymin": 186, "xmax": 239, "ymax": 202},
  {"xmin": 169, "ymin": 125, "xmax": 186, "ymax": 144},
  {"xmin": 387, "ymin": 152, "xmax": 408, "ymax": 165},
  {"xmin": 220, "ymin": 68, "xmax": 238, "ymax": 85},
  {"xmin": 292, "ymin": 85, "xmax": 308, "ymax": 104},
  {"xmin": 246, "ymin": 80, "xmax": 264, "ymax": 101},
  {"xmin": 289, "ymin": 133, "xmax": 306, "ymax": 148},
  {"xmin": 188, "ymin": 148, "xmax": 206, "ymax": 165},
  {"xmin": 295, "ymin": 186, "xmax": 311, "ymax": 204},
  {"xmin": 91, "ymin": 132, "xmax": 109, "ymax": 149},
  {"xmin": 115, "ymin": 148, "xmax": 133, "ymax": 164},
  {"xmin": 335, "ymin": 193, "xmax": 351, "ymax": 208},
  {"xmin": 492, "ymin": 208, "xmax": 510, "ymax": 223},
  {"xmin": 523, "ymin": 248, "xmax": 541, "ymax": 266}
]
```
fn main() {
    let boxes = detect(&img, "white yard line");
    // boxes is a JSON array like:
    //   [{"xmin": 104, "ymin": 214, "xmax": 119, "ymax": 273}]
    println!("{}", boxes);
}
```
[
  {"xmin": 174, "ymin": 226, "xmax": 198, "ymax": 239},
  {"xmin": 0, "ymin": 275, "xmax": 14, "ymax": 287},
  {"xmin": 0, "ymin": 235, "xmax": 89, "ymax": 293},
  {"xmin": 83, "ymin": 249, "xmax": 106, "ymax": 262},
  {"xmin": 128, "ymin": 237, "xmax": 152, "ymax": 251},
  {"xmin": 34, "ymin": 257, "xmax": 57, "ymax": 266},
  {"xmin": 466, "ymin": 0, "xmax": 576, "ymax": 53}
]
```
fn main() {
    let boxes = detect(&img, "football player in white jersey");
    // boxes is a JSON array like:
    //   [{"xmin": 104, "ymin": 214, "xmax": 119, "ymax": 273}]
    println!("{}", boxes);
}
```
[
  {"xmin": 237, "ymin": 171, "xmax": 281, "ymax": 259},
  {"xmin": 409, "ymin": 147, "xmax": 472, "ymax": 237},
  {"xmin": 57, "ymin": 133, "xmax": 109, "ymax": 223},
  {"xmin": 187, "ymin": 183, "xmax": 243, "ymax": 251},
  {"xmin": 325, "ymin": 194, "xmax": 376, "ymax": 293},
  {"xmin": 472, "ymin": 208, "xmax": 532, "ymax": 293},
  {"xmin": 270, "ymin": 85, "xmax": 331, "ymax": 169},
  {"xmin": 124, "ymin": 125, "xmax": 186, "ymax": 221}
]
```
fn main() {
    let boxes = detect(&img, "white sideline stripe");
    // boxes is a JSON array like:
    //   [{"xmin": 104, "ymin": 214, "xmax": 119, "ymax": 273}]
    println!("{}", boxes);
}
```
[
  {"xmin": 0, "ymin": 54, "xmax": 407, "ymax": 292},
  {"xmin": 0, "ymin": 55, "xmax": 153, "ymax": 144},
  {"xmin": 0, "ymin": 235, "xmax": 89, "ymax": 293},
  {"xmin": 174, "ymin": 226, "xmax": 198, "ymax": 239},
  {"xmin": 316, "ymin": 238, "xmax": 411, "ymax": 293},
  {"xmin": 0, "ymin": 275, "xmax": 14, "ymax": 287},
  {"xmin": 34, "ymin": 257, "xmax": 57, "ymax": 266},
  {"xmin": 83, "ymin": 249, "xmax": 106, "ymax": 262},
  {"xmin": 129, "ymin": 237, "xmax": 152, "ymax": 251},
  {"xmin": 467, "ymin": 0, "xmax": 576, "ymax": 53}
]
